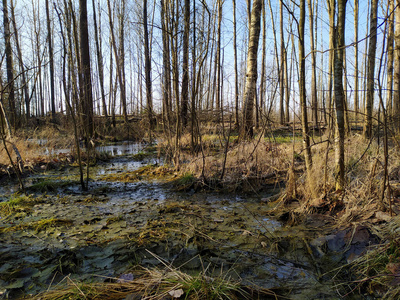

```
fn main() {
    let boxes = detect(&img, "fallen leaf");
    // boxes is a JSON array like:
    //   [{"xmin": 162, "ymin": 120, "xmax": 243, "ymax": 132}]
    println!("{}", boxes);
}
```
[{"xmin": 168, "ymin": 288, "xmax": 184, "ymax": 298}]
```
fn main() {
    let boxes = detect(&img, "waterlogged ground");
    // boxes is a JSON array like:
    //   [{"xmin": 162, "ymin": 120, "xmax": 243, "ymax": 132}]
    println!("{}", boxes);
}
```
[{"xmin": 0, "ymin": 142, "xmax": 359, "ymax": 299}]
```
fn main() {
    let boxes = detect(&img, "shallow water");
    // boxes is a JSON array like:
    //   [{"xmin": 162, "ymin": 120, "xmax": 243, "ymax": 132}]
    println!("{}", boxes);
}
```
[{"xmin": 0, "ymin": 142, "xmax": 345, "ymax": 299}]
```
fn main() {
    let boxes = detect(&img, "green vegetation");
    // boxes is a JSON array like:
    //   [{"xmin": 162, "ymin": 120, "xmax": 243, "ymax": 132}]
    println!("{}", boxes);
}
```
[
  {"xmin": 29, "ymin": 179, "xmax": 77, "ymax": 193},
  {"xmin": 0, "ymin": 217, "xmax": 73, "ymax": 233},
  {"xmin": 0, "ymin": 194, "xmax": 42, "ymax": 216}
]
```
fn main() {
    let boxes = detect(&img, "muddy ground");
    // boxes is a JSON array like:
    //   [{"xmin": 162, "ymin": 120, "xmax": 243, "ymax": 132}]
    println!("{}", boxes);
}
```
[{"xmin": 0, "ymin": 143, "xmax": 375, "ymax": 299}]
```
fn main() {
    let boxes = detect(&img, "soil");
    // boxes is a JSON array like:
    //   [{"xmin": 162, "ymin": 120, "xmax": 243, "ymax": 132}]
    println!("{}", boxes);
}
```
[{"xmin": 0, "ymin": 142, "xmax": 378, "ymax": 299}]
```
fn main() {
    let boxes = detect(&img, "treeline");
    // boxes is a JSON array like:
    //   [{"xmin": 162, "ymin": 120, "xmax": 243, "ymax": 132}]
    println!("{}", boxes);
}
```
[{"xmin": 0, "ymin": 0, "xmax": 399, "ymax": 189}]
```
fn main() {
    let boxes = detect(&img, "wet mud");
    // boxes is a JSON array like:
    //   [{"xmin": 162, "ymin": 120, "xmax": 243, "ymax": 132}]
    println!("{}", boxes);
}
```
[{"xmin": 0, "ymin": 142, "xmax": 367, "ymax": 299}]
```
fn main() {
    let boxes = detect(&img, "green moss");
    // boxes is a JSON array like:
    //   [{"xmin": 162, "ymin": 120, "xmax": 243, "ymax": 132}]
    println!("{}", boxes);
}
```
[
  {"xmin": 0, "ymin": 194, "xmax": 40, "ymax": 216},
  {"xmin": 131, "ymin": 151, "xmax": 152, "ymax": 160},
  {"xmin": 29, "ymin": 179, "xmax": 76, "ymax": 193},
  {"xmin": 0, "ymin": 218, "xmax": 73, "ymax": 233}
]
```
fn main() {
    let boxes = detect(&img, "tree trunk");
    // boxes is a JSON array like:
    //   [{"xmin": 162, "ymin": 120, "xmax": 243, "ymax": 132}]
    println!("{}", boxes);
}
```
[
  {"xmin": 79, "ymin": 0, "xmax": 94, "ymax": 138},
  {"xmin": 259, "ymin": 0, "xmax": 266, "ymax": 123},
  {"xmin": 327, "ymin": 0, "xmax": 335, "ymax": 131},
  {"xmin": 161, "ymin": 0, "xmax": 171, "ymax": 133},
  {"xmin": 279, "ymin": 0, "xmax": 285, "ymax": 124},
  {"xmin": 299, "ymin": 0, "xmax": 313, "ymax": 173},
  {"xmin": 232, "ymin": 0, "xmax": 239, "ymax": 127},
  {"xmin": 181, "ymin": 0, "xmax": 190, "ymax": 128},
  {"xmin": 364, "ymin": 0, "xmax": 378, "ymax": 139},
  {"xmin": 45, "ymin": 0, "xmax": 56, "ymax": 120},
  {"xmin": 143, "ymin": 0, "xmax": 154, "ymax": 132},
  {"xmin": 387, "ymin": 0, "xmax": 394, "ymax": 116},
  {"xmin": 393, "ymin": 0, "xmax": 400, "ymax": 129},
  {"xmin": 354, "ymin": 0, "xmax": 359, "ymax": 120},
  {"xmin": 107, "ymin": 0, "xmax": 128, "ymax": 124},
  {"xmin": 333, "ymin": 0, "xmax": 347, "ymax": 191},
  {"xmin": 92, "ymin": 0, "xmax": 108, "ymax": 119},
  {"xmin": 307, "ymin": 0, "xmax": 318, "ymax": 128},
  {"xmin": 3, "ymin": 0, "xmax": 16, "ymax": 130},
  {"xmin": 10, "ymin": 0, "xmax": 30, "ymax": 121},
  {"xmin": 240, "ymin": 0, "xmax": 262, "ymax": 140}
]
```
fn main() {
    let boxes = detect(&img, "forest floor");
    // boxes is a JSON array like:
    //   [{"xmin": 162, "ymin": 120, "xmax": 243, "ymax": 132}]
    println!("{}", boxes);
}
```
[{"xmin": 0, "ymin": 124, "xmax": 400, "ymax": 299}]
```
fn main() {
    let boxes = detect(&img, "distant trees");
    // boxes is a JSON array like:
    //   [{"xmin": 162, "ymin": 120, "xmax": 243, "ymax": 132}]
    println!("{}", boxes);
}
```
[{"xmin": 0, "ymin": 0, "xmax": 399, "ymax": 182}]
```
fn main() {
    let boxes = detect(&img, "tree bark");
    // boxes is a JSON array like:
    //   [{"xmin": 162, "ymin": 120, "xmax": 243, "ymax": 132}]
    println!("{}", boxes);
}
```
[
  {"xmin": 299, "ymin": 0, "xmax": 313, "ymax": 172},
  {"xmin": 79, "ymin": 0, "xmax": 94, "ymax": 138},
  {"xmin": 10, "ymin": 0, "xmax": 30, "ymax": 121},
  {"xmin": 307, "ymin": 0, "xmax": 318, "ymax": 128},
  {"xmin": 364, "ymin": 0, "xmax": 378, "ymax": 139},
  {"xmin": 143, "ymin": 0, "xmax": 154, "ymax": 131},
  {"xmin": 393, "ymin": 0, "xmax": 400, "ymax": 129},
  {"xmin": 240, "ymin": 0, "xmax": 263, "ymax": 140},
  {"xmin": 181, "ymin": 0, "xmax": 190, "ymax": 128},
  {"xmin": 354, "ymin": 0, "xmax": 359, "ymax": 119},
  {"xmin": 333, "ymin": 0, "xmax": 347, "ymax": 191},
  {"xmin": 232, "ymin": 0, "xmax": 239, "ymax": 127},
  {"xmin": 45, "ymin": 0, "xmax": 56, "ymax": 120},
  {"xmin": 386, "ymin": 0, "xmax": 394, "ymax": 116},
  {"xmin": 92, "ymin": 0, "xmax": 108, "ymax": 119},
  {"xmin": 3, "ymin": 0, "xmax": 16, "ymax": 130}
]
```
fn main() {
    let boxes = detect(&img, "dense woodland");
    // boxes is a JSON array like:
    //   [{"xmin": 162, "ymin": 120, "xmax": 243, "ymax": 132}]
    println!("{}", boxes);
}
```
[{"xmin": 1, "ymin": 0, "xmax": 400, "ymax": 298}]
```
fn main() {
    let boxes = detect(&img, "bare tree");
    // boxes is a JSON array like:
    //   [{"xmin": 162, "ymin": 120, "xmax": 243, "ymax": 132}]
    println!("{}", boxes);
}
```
[
  {"xmin": 307, "ymin": 0, "xmax": 318, "ymax": 128},
  {"xmin": 299, "ymin": 0, "xmax": 312, "ymax": 172},
  {"xmin": 3, "ymin": 0, "xmax": 16, "ymax": 130},
  {"xmin": 333, "ymin": 0, "xmax": 347, "ymax": 191},
  {"xmin": 143, "ymin": 0, "xmax": 154, "ymax": 132},
  {"xmin": 92, "ymin": 0, "xmax": 108, "ymax": 120},
  {"xmin": 393, "ymin": 0, "xmax": 400, "ymax": 129},
  {"xmin": 232, "ymin": 0, "xmax": 239, "ymax": 127},
  {"xmin": 240, "ymin": 0, "xmax": 262, "ymax": 140},
  {"xmin": 79, "ymin": 0, "xmax": 94, "ymax": 138},
  {"xmin": 45, "ymin": 0, "xmax": 56, "ymax": 120},
  {"xmin": 364, "ymin": 0, "xmax": 378, "ymax": 139},
  {"xmin": 354, "ymin": 0, "xmax": 359, "ymax": 119},
  {"xmin": 181, "ymin": 0, "xmax": 190, "ymax": 128},
  {"xmin": 10, "ymin": 0, "xmax": 30, "ymax": 121},
  {"xmin": 386, "ymin": 0, "xmax": 394, "ymax": 115}
]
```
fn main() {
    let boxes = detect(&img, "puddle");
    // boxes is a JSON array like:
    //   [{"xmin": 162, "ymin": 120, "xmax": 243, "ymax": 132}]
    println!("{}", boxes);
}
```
[{"xmin": 96, "ymin": 142, "xmax": 144, "ymax": 156}]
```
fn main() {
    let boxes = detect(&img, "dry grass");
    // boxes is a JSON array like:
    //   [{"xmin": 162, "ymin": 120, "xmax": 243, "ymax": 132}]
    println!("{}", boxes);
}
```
[
  {"xmin": 33, "ymin": 262, "xmax": 277, "ymax": 300},
  {"xmin": 160, "ymin": 128, "xmax": 399, "ymax": 226},
  {"xmin": 183, "ymin": 137, "xmax": 291, "ymax": 190},
  {"xmin": 0, "ymin": 127, "xmax": 75, "ymax": 167},
  {"xmin": 346, "ymin": 217, "xmax": 400, "ymax": 299}
]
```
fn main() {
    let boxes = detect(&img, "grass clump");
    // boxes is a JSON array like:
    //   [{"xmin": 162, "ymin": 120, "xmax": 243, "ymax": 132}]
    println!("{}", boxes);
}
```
[
  {"xmin": 0, "ymin": 195, "xmax": 29, "ymax": 216},
  {"xmin": 132, "ymin": 151, "xmax": 152, "ymax": 161},
  {"xmin": 0, "ymin": 218, "xmax": 73, "ymax": 233},
  {"xmin": 33, "ymin": 264, "xmax": 277, "ymax": 300},
  {"xmin": 172, "ymin": 173, "xmax": 195, "ymax": 190},
  {"xmin": 29, "ymin": 179, "xmax": 76, "ymax": 193},
  {"xmin": 0, "ymin": 194, "xmax": 42, "ymax": 216},
  {"xmin": 349, "ymin": 217, "xmax": 400, "ymax": 299}
]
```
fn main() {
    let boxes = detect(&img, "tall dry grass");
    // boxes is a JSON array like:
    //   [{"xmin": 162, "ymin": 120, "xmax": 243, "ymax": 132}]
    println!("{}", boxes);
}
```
[{"xmin": 0, "ymin": 127, "xmax": 75, "ymax": 167}]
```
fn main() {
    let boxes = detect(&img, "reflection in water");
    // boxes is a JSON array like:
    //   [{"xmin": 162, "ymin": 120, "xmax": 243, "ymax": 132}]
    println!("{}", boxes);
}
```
[{"xmin": 96, "ymin": 142, "xmax": 144, "ymax": 156}]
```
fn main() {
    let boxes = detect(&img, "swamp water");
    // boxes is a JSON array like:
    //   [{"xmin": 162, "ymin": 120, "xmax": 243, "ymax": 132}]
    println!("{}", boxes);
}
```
[{"xmin": 0, "ymin": 142, "xmax": 353, "ymax": 299}]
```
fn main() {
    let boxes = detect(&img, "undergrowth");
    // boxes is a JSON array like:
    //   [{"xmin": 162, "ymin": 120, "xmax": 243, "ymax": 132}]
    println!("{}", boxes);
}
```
[{"xmin": 33, "ymin": 261, "xmax": 277, "ymax": 300}]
